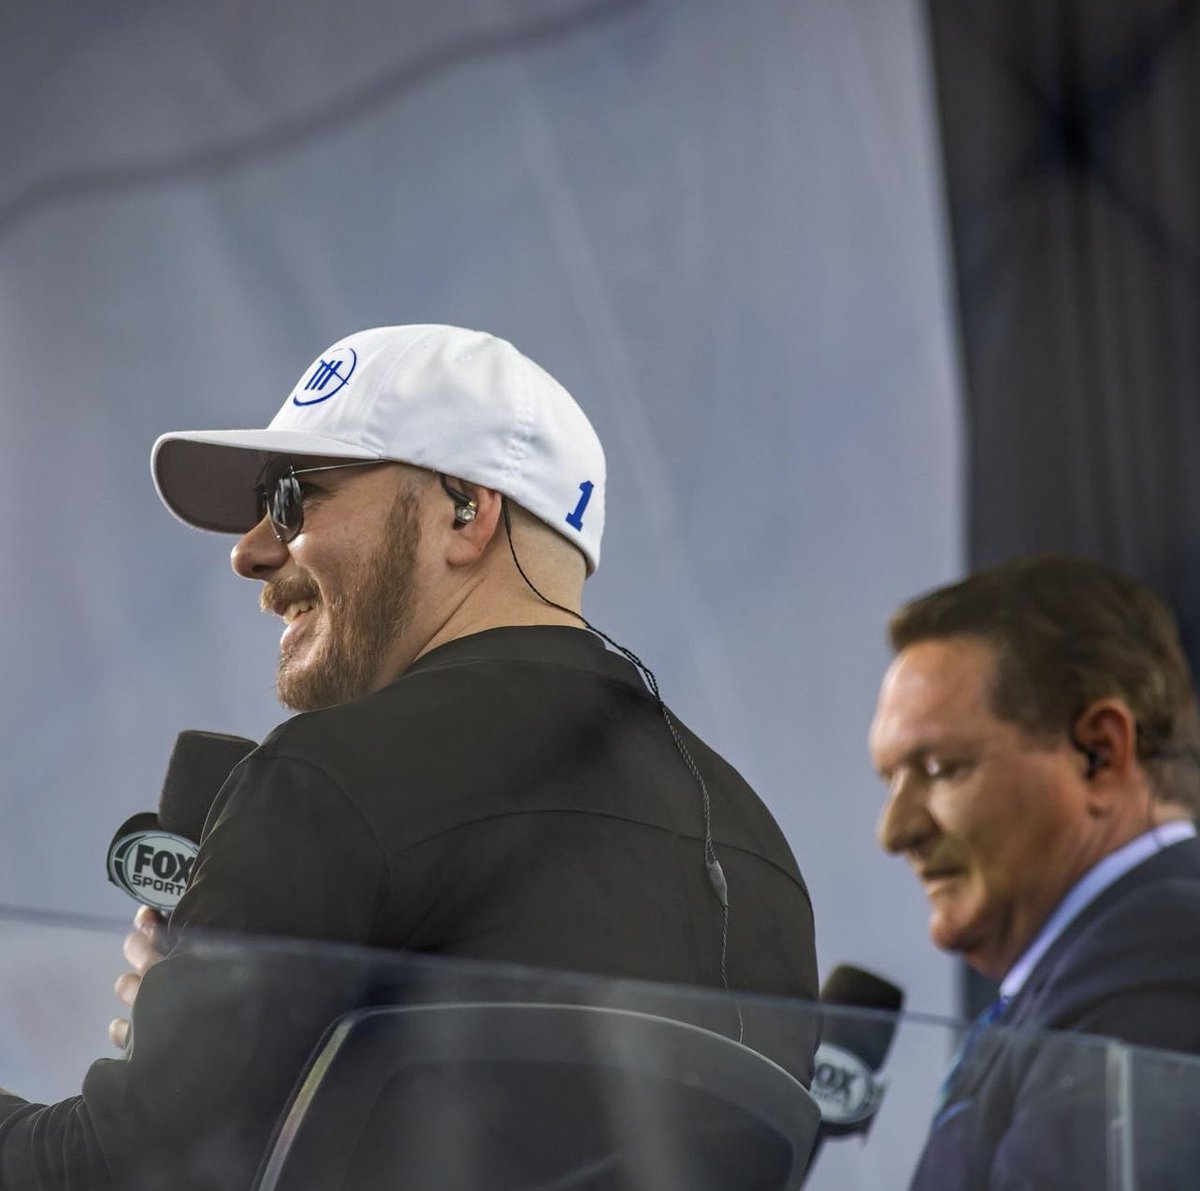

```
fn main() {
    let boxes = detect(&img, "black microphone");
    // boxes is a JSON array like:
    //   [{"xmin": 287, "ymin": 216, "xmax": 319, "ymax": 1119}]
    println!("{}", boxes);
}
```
[
  {"xmin": 810, "ymin": 965, "xmax": 904, "ymax": 1140},
  {"xmin": 107, "ymin": 731, "xmax": 257, "ymax": 913}
]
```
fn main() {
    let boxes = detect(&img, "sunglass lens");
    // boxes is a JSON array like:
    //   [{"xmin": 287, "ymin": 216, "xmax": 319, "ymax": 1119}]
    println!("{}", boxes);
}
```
[{"xmin": 269, "ymin": 474, "xmax": 303, "ymax": 542}]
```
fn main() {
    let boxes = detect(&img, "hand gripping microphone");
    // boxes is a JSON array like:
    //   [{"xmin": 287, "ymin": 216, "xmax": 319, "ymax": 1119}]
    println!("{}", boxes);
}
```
[
  {"xmin": 810, "ymin": 965, "xmax": 904, "ymax": 1143},
  {"xmin": 106, "ymin": 731, "xmax": 257, "ymax": 913}
]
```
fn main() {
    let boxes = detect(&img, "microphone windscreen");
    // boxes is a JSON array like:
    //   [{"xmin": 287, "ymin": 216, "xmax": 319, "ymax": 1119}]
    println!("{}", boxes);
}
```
[
  {"xmin": 159, "ymin": 730, "xmax": 257, "ymax": 842},
  {"xmin": 820, "ymin": 964, "xmax": 904, "ymax": 1071},
  {"xmin": 821, "ymin": 964, "xmax": 905, "ymax": 1011}
]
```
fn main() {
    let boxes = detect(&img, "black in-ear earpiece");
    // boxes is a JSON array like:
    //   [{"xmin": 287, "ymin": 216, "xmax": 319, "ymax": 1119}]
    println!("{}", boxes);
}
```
[
  {"xmin": 1083, "ymin": 748, "xmax": 1108, "ymax": 779},
  {"xmin": 439, "ymin": 474, "xmax": 478, "ymax": 527},
  {"xmin": 1070, "ymin": 725, "xmax": 1110, "ymax": 780}
]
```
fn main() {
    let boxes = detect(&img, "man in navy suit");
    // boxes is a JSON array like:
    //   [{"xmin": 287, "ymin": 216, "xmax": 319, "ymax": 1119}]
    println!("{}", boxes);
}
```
[{"xmin": 870, "ymin": 554, "xmax": 1200, "ymax": 1189}]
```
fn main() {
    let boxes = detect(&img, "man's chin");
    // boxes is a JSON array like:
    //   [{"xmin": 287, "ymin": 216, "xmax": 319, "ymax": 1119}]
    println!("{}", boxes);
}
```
[
  {"xmin": 276, "ymin": 659, "xmax": 336, "ymax": 713},
  {"xmin": 276, "ymin": 650, "xmax": 376, "ymax": 713},
  {"xmin": 930, "ymin": 916, "xmax": 1007, "ymax": 978},
  {"xmin": 929, "ymin": 906, "xmax": 978, "ymax": 958},
  {"xmin": 276, "ymin": 679, "xmax": 319, "ymax": 714}
]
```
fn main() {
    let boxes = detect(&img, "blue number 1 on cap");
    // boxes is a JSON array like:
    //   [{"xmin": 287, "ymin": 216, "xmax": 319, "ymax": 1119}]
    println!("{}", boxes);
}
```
[{"xmin": 565, "ymin": 481, "xmax": 594, "ymax": 531}]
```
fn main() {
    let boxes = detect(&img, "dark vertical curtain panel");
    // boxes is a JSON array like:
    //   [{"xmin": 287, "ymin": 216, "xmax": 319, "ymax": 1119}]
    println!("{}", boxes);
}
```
[{"xmin": 925, "ymin": 0, "xmax": 1200, "ymax": 1015}]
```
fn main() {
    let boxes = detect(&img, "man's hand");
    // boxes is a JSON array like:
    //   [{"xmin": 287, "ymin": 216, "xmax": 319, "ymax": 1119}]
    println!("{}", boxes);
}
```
[{"xmin": 109, "ymin": 906, "xmax": 166, "ymax": 1050}]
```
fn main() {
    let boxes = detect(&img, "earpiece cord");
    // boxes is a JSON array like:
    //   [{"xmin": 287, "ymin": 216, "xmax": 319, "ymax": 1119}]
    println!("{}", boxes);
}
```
[{"xmin": 501, "ymin": 502, "xmax": 742, "ymax": 1041}]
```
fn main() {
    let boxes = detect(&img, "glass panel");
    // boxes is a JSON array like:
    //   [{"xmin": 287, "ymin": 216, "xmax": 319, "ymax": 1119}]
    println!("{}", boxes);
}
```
[
  {"xmin": 1123, "ymin": 1042, "xmax": 1200, "ymax": 1191},
  {"xmin": 3, "ymin": 909, "xmax": 1197, "ymax": 1189}
]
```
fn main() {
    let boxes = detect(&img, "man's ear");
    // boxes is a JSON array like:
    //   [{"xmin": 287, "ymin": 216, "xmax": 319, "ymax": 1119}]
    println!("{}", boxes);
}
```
[
  {"xmin": 440, "ymin": 477, "xmax": 503, "ymax": 567},
  {"xmin": 1071, "ymin": 699, "xmax": 1138, "ymax": 811}
]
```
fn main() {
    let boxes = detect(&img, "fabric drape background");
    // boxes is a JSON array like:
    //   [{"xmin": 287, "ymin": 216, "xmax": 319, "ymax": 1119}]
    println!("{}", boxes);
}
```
[{"xmin": 927, "ymin": 0, "xmax": 1200, "ymax": 1013}]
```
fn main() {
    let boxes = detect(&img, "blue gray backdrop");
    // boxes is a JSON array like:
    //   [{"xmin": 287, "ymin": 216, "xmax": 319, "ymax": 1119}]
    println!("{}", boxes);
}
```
[{"xmin": 3, "ymin": 1, "xmax": 966, "ymax": 1180}]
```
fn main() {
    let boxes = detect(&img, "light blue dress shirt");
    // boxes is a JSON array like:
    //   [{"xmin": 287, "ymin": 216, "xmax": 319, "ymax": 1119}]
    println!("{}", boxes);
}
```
[{"xmin": 1000, "ymin": 820, "xmax": 1197, "ymax": 1001}]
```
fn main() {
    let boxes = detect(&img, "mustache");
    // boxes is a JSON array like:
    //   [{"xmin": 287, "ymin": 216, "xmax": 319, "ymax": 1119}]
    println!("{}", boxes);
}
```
[{"xmin": 261, "ymin": 576, "xmax": 319, "ymax": 616}]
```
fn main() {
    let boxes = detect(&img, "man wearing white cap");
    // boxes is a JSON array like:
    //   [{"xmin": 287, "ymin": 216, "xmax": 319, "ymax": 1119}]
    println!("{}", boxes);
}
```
[{"xmin": 0, "ymin": 325, "xmax": 818, "ymax": 1189}]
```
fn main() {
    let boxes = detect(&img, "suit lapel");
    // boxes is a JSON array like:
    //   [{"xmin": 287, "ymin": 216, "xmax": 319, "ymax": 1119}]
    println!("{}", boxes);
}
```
[{"xmin": 1009, "ymin": 836, "xmax": 1200, "ymax": 1025}]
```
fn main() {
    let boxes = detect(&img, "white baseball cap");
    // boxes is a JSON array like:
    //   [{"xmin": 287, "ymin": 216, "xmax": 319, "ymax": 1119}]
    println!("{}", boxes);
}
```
[{"xmin": 151, "ymin": 325, "xmax": 606, "ymax": 573}]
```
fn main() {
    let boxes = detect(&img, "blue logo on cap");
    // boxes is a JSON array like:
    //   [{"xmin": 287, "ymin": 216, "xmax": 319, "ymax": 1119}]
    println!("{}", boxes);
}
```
[
  {"xmin": 565, "ymin": 481, "xmax": 594, "ymax": 531},
  {"xmin": 293, "ymin": 347, "xmax": 357, "ymax": 406}
]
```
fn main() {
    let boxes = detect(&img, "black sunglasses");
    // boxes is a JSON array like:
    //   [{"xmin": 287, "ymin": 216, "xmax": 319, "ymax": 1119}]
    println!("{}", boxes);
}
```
[{"xmin": 254, "ymin": 459, "xmax": 383, "ymax": 543}]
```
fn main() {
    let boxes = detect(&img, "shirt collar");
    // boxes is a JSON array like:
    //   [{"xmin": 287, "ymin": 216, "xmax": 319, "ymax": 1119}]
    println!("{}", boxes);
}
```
[
  {"xmin": 403, "ymin": 624, "xmax": 638, "ymax": 686},
  {"xmin": 1000, "ymin": 820, "xmax": 1197, "ymax": 1001}
]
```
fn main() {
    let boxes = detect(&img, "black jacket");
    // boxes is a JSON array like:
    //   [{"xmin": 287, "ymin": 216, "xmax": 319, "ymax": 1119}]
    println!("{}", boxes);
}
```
[{"xmin": 0, "ymin": 626, "xmax": 818, "ymax": 1189}]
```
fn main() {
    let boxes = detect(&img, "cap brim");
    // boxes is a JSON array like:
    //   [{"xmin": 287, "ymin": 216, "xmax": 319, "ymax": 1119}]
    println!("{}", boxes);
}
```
[{"xmin": 151, "ymin": 429, "xmax": 381, "ymax": 533}]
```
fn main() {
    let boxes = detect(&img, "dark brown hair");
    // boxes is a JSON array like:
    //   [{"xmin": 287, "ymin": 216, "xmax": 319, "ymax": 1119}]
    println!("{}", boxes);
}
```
[{"xmin": 889, "ymin": 554, "xmax": 1200, "ymax": 813}]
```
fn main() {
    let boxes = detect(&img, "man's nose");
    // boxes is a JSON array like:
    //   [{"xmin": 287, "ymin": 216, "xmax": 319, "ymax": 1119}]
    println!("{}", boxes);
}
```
[
  {"xmin": 231, "ymin": 517, "xmax": 290, "ymax": 579},
  {"xmin": 876, "ymin": 772, "xmax": 935, "ymax": 855}
]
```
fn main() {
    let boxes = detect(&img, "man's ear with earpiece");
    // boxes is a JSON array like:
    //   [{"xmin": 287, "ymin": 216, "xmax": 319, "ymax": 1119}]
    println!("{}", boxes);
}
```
[
  {"xmin": 438, "ymin": 476, "xmax": 503, "ymax": 565},
  {"xmin": 439, "ymin": 474, "xmax": 477, "ymax": 525},
  {"xmin": 441, "ymin": 475, "xmax": 477, "ymax": 525},
  {"xmin": 1071, "ymin": 700, "xmax": 1139, "ymax": 817}
]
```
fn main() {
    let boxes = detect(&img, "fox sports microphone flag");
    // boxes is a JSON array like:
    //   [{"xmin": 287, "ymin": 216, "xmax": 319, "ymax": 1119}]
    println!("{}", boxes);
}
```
[
  {"xmin": 106, "ymin": 731, "xmax": 257, "ymax": 912},
  {"xmin": 107, "ymin": 813, "xmax": 199, "ymax": 912}
]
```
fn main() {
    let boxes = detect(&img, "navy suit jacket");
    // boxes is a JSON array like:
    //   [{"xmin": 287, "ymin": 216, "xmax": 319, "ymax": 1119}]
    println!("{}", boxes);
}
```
[{"xmin": 910, "ymin": 835, "xmax": 1200, "ymax": 1190}]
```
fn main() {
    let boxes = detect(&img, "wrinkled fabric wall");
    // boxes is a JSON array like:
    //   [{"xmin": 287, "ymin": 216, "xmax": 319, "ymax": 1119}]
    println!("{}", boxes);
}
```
[
  {"xmin": 1, "ymin": 0, "xmax": 961, "ymax": 1100},
  {"xmin": 927, "ymin": 0, "xmax": 1200, "ymax": 1016}
]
